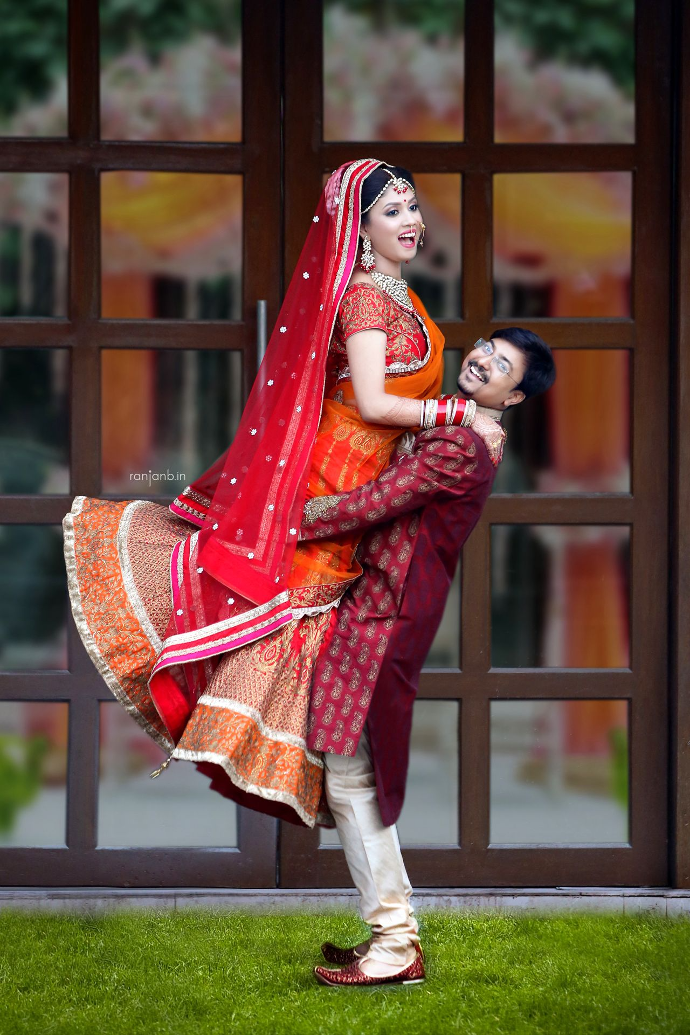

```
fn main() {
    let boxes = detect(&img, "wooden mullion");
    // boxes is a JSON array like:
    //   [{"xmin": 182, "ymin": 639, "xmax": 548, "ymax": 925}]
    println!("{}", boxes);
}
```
[
  {"xmin": 0, "ymin": 142, "xmax": 244, "ymax": 174},
  {"xmin": 69, "ymin": 343, "xmax": 101, "ymax": 497},
  {"xmin": 464, "ymin": 0, "xmax": 495, "ymax": 147},
  {"xmin": 485, "ymin": 495, "xmax": 633, "ymax": 524},
  {"xmin": 459, "ymin": 695, "xmax": 491, "ymax": 852},
  {"xmin": 242, "ymin": 0, "xmax": 283, "ymax": 384},
  {"xmin": 65, "ymin": 695, "xmax": 99, "ymax": 849},
  {"xmin": 0, "ymin": 833, "xmax": 276, "ymax": 887},
  {"xmin": 405, "ymin": 846, "xmax": 644, "ymax": 887},
  {"xmin": 0, "ymin": 498, "xmax": 75, "ymax": 522},
  {"xmin": 68, "ymin": 0, "xmax": 102, "ymax": 501},
  {"xmin": 94, "ymin": 320, "xmax": 249, "ymax": 350},
  {"xmin": 439, "ymin": 320, "xmax": 634, "ymax": 350},
  {"xmin": 0, "ymin": 674, "xmax": 95, "ymax": 696},
  {"xmin": 266, "ymin": 843, "xmax": 654, "ymax": 889},
  {"xmin": 321, "ymin": 143, "xmax": 636, "ymax": 174},
  {"xmin": 0, "ymin": 317, "xmax": 635, "ymax": 351},
  {"xmin": 67, "ymin": 0, "xmax": 101, "ymax": 497},
  {"xmin": 461, "ymin": 518, "xmax": 491, "ymax": 675},
  {"xmin": 461, "ymin": 172, "xmax": 493, "ymax": 322},
  {"xmin": 462, "ymin": 1, "xmax": 494, "ymax": 319},
  {"xmin": 68, "ymin": 0, "xmax": 99, "ymax": 143},
  {"xmin": 284, "ymin": 0, "xmax": 324, "ymax": 278},
  {"xmin": 418, "ymin": 670, "xmax": 634, "ymax": 699}
]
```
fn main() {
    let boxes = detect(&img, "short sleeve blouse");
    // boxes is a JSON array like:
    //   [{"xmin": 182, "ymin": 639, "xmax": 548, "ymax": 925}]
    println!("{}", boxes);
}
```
[
  {"xmin": 328, "ymin": 282, "xmax": 428, "ymax": 387},
  {"xmin": 338, "ymin": 282, "xmax": 388, "ymax": 338}
]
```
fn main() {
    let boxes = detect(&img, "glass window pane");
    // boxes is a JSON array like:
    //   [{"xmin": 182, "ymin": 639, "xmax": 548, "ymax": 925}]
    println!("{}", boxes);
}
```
[
  {"xmin": 0, "ymin": 525, "xmax": 67, "ymax": 670},
  {"xmin": 98, "ymin": 702, "xmax": 237, "ymax": 846},
  {"xmin": 0, "ymin": 702, "xmax": 68, "ymax": 846},
  {"xmin": 491, "ymin": 525, "xmax": 630, "ymax": 668},
  {"xmin": 494, "ymin": 350, "xmax": 630, "ymax": 494},
  {"xmin": 101, "ymin": 172, "xmax": 242, "ymax": 319},
  {"xmin": 101, "ymin": 349, "xmax": 242, "ymax": 495},
  {"xmin": 0, "ymin": 3, "xmax": 67, "ymax": 137},
  {"xmin": 0, "ymin": 173, "xmax": 68, "ymax": 316},
  {"xmin": 399, "ymin": 701, "xmax": 458, "ymax": 845},
  {"xmin": 408, "ymin": 174, "xmax": 461, "ymax": 320},
  {"xmin": 441, "ymin": 348, "xmax": 463, "ymax": 396},
  {"xmin": 490, "ymin": 699, "xmax": 629, "ymax": 844},
  {"xmin": 495, "ymin": 0, "xmax": 634, "ymax": 144},
  {"xmin": 324, "ymin": 1, "xmax": 464, "ymax": 142},
  {"xmin": 99, "ymin": 0, "xmax": 241, "ymax": 142},
  {"xmin": 494, "ymin": 173, "xmax": 632, "ymax": 318},
  {"xmin": 321, "ymin": 700, "xmax": 458, "ymax": 846},
  {"xmin": 0, "ymin": 349, "xmax": 69, "ymax": 494},
  {"xmin": 423, "ymin": 561, "xmax": 460, "ymax": 668}
]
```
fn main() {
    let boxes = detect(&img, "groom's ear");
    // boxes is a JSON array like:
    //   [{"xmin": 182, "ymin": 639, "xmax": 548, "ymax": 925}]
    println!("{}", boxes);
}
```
[{"xmin": 502, "ymin": 388, "xmax": 525, "ymax": 409}]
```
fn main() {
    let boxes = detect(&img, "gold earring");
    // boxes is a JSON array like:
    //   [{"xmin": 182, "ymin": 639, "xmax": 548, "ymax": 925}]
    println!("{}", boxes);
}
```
[{"xmin": 419, "ymin": 222, "xmax": 426, "ymax": 248}]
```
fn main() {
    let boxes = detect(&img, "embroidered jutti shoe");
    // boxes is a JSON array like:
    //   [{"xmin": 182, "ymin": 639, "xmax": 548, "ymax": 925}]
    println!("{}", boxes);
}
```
[{"xmin": 314, "ymin": 953, "xmax": 426, "ymax": 987}]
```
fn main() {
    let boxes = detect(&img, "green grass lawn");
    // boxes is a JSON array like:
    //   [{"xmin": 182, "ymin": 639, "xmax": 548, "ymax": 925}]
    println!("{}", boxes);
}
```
[{"xmin": 0, "ymin": 909, "xmax": 688, "ymax": 1035}]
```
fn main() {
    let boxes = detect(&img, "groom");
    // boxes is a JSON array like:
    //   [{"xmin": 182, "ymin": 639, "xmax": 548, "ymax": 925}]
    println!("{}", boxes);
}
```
[{"xmin": 298, "ymin": 327, "xmax": 556, "ymax": 987}]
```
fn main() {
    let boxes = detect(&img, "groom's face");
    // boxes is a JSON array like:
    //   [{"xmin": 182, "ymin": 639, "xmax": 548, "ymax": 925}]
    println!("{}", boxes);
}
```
[{"xmin": 456, "ymin": 337, "xmax": 527, "ymax": 409}]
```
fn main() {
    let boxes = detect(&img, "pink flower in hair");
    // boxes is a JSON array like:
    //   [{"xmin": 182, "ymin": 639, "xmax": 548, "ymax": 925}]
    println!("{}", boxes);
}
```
[{"xmin": 324, "ymin": 167, "xmax": 345, "ymax": 216}]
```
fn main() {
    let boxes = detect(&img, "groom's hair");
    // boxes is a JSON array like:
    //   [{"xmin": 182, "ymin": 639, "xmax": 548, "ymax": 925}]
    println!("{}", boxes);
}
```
[{"xmin": 493, "ymin": 326, "xmax": 556, "ymax": 399}]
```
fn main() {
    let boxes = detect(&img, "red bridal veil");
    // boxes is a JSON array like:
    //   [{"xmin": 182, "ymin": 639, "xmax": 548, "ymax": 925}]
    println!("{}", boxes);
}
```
[{"xmin": 148, "ymin": 157, "xmax": 388, "ymax": 729}]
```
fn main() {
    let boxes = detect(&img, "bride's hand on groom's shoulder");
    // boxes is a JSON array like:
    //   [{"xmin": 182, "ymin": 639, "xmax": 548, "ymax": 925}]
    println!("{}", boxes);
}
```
[{"xmin": 469, "ymin": 412, "xmax": 506, "ymax": 464}]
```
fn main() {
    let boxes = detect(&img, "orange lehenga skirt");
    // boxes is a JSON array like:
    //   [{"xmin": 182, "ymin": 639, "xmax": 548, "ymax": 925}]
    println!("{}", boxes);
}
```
[{"xmin": 63, "ymin": 298, "xmax": 443, "ymax": 827}]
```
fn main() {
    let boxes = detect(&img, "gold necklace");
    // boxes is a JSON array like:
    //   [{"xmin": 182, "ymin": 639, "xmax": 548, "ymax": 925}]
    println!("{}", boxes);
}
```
[{"xmin": 370, "ymin": 270, "xmax": 415, "ymax": 313}]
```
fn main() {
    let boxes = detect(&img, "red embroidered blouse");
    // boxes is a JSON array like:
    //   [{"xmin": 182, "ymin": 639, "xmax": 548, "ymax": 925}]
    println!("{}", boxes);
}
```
[{"xmin": 328, "ymin": 281, "xmax": 429, "ymax": 388}]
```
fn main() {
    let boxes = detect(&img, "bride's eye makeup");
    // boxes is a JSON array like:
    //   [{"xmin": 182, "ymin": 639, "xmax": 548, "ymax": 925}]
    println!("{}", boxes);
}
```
[{"xmin": 385, "ymin": 203, "xmax": 418, "ymax": 217}]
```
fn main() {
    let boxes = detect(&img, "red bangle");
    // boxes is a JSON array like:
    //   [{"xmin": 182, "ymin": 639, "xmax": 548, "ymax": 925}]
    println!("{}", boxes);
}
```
[
  {"xmin": 435, "ymin": 400, "xmax": 448, "ymax": 426},
  {"xmin": 450, "ymin": 399, "xmax": 468, "ymax": 426}
]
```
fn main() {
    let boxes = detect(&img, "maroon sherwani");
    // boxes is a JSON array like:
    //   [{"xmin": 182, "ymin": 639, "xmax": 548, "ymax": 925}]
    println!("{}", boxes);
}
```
[{"xmin": 299, "ymin": 424, "xmax": 500, "ymax": 827}]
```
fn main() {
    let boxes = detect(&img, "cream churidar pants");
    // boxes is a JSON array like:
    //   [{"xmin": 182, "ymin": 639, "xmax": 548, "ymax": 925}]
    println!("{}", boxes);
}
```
[{"xmin": 323, "ymin": 723, "xmax": 419, "ymax": 977}]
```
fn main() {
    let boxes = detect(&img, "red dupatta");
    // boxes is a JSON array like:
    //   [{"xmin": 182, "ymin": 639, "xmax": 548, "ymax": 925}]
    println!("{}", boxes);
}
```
[{"xmin": 149, "ymin": 158, "xmax": 389, "ymax": 740}]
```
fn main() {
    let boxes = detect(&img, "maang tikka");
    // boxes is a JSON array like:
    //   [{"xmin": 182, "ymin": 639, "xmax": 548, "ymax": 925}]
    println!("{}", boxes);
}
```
[{"xmin": 359, "ymin": 233, "xmax": 376, "ymax": 272}]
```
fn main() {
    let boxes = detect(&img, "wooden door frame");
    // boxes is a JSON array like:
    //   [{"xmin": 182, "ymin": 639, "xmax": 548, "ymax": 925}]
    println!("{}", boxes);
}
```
[
  {"xmin": 671, "ymin": 0, "xmax": 690, "ymax": 890},
  {"xmin": 0, "ymin": 0, "xmax": 282, "ymax": 887},
  {"xmin": 280, "ymin": 0, "xmax": 673, "ymax": 888}
]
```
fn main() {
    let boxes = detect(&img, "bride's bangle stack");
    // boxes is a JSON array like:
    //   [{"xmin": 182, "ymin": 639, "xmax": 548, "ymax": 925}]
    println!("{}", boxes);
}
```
[{"xmin": 420, "ymin": 396, "xmax": 477, "ymax": 429}]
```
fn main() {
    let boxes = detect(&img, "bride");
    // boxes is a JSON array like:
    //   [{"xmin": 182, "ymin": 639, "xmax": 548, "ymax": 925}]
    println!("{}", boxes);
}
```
[{"xmin": 63, "ymin": 158, "xmax": 500, "ymax": 827}]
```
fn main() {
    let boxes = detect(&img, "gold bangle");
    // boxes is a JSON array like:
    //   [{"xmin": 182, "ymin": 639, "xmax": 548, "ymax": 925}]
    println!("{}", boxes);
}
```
[
  {"xmin": 461, "ymin": 399, "xmax": 476, "ymax": 427},
  {"xmin": 425, "ymin": 399, "xmax": 438, "ymax": 429}
]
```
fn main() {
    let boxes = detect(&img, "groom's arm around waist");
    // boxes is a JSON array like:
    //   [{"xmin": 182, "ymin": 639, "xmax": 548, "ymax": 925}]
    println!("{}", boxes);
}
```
[{"xmin": 299, "ymin": 426, "xmax": 492, "ymax": 542}]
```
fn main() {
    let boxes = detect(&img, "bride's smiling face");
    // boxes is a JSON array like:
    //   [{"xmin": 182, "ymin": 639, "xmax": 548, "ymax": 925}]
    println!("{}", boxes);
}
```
[{"xmin": 360, "ymin": 184, "xmax": 423, "ymax": 271}]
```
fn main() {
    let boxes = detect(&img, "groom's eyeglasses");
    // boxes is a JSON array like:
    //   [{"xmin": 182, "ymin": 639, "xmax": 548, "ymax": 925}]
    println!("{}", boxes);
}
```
[{"xmin": 471, "ymin": 338, "xmax": 521, "ymax": 385}]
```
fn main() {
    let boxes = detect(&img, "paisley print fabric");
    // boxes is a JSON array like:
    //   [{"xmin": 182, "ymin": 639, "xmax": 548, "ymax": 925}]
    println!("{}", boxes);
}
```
[{"xmin": 307, "ymin": 514, "xmax": 420, "ymax": 759}]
